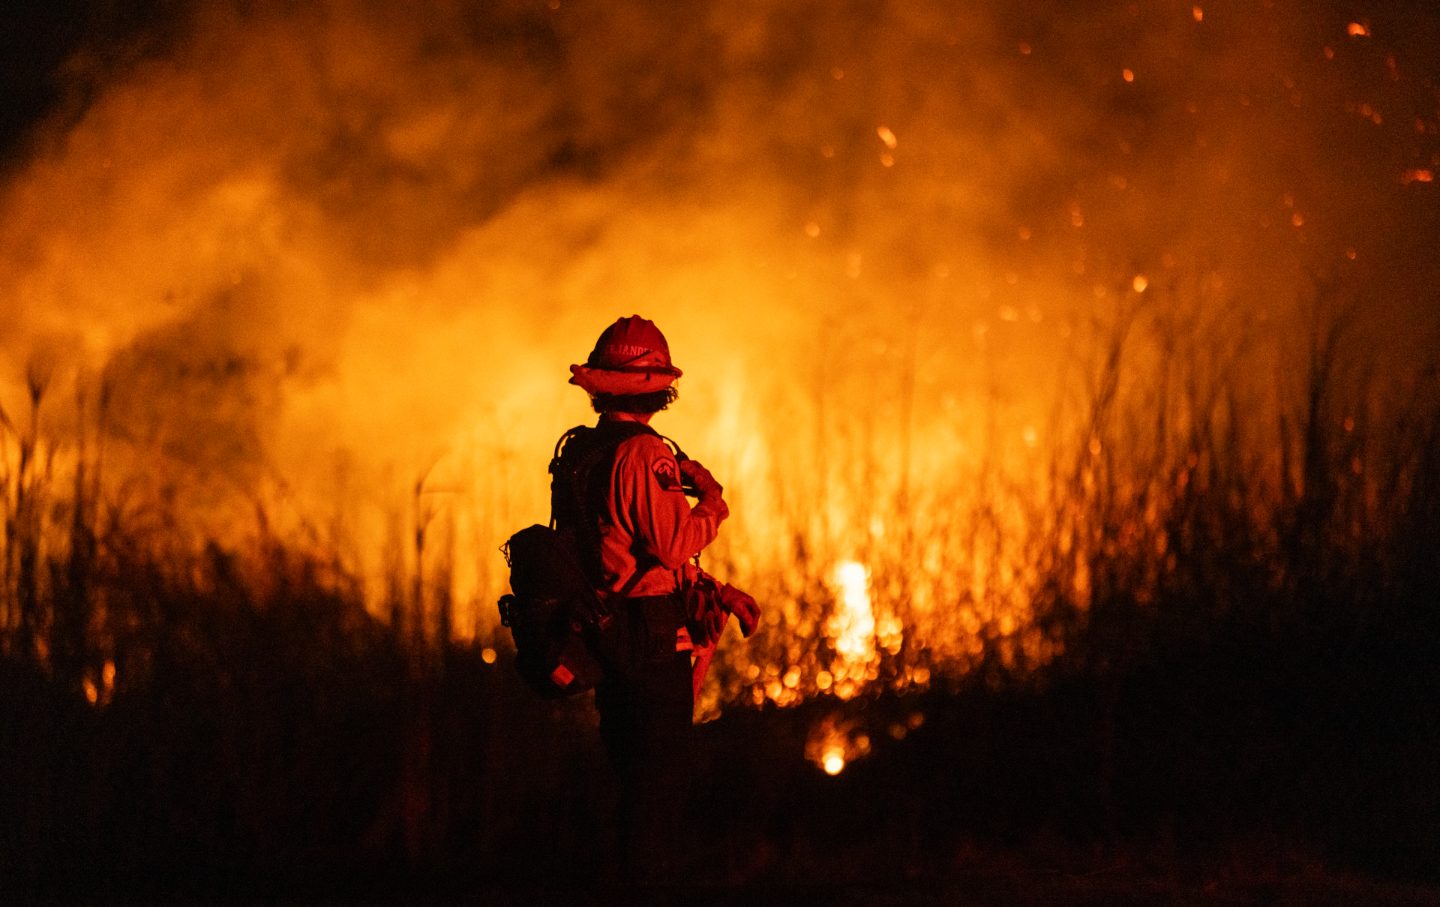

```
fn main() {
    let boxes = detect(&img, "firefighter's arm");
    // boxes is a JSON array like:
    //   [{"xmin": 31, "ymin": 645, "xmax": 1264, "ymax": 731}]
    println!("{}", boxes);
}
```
[{"xmin": 615, "ymin": 436, "xmax": 727, "ymax": 569}]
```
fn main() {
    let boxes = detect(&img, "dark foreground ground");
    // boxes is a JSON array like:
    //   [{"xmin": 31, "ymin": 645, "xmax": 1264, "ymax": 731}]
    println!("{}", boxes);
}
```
[
  {"xmin": 7, "ymin": 641, "xmax": 1440, "ymax": 906},
  {"xmin": 22, "ymin": 858, "xmax": 1440, "ymax": 907},
  {"xmin": 6, "ymin": 507, "xmax": 1439, "ymax": 906}
]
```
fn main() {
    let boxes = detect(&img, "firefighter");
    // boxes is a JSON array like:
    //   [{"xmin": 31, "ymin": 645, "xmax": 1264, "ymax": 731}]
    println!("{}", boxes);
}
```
[{"xmin": 559, "ymin": 315, "xmax": 760, "ymax": 885}]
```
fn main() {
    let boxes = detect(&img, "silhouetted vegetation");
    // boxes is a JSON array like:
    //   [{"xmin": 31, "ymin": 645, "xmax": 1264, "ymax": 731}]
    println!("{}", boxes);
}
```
[{"xmin": 2, "ymin": 304, "xmax": 1438, "ymax": 901}]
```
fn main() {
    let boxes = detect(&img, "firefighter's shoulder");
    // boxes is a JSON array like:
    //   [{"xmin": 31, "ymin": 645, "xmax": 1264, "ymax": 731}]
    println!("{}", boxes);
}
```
[{"xmin": 617, "ymin": 433, "xmax": 685, "ymax": 493}]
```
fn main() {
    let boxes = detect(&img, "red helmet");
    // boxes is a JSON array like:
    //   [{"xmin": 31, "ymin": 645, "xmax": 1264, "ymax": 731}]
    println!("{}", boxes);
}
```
[{"xmin": 569, "ymin": 315, "xmax": 683, "ymax": 395}]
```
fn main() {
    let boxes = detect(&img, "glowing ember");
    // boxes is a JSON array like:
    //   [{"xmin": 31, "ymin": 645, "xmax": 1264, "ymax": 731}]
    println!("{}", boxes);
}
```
[
  {"xmin": 1402, "ymin": 169, "xmax": 1435, "ymax": 185},
  {"xmin": 806, "ymin": 714, "xmax": 872, "ymax": 775},
  {"xmin": 1132, "ymin": 274, "xmax": 1149, "ymax": 293},
  {"xmin": 83, "ymin": 660, "xmax": 117, "ymax": 708},
  {"xmin": 876, "ymin": 126, "xmax": 899, "ymax": 150},
  {"xmin": 1347, "ymin": 22, "xmax": 1370, "ymax": 38}
]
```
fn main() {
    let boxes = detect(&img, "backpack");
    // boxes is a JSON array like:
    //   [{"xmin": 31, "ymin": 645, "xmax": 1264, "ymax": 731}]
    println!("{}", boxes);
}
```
[
  {"xmin": 497, "ymin": 523, "xmax": 610, "ymax": 697},
  {"xmin": 496, "ymin": 422, "xmax": 655, "ymax": 697}
]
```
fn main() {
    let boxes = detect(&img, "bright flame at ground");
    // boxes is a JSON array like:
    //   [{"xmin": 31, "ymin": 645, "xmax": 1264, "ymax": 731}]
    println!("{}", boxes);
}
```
[
  {"xmin": 806, "ymin": 713, "xmax": 872, "ymax": 776},
  {"xmin": 826, "ymin": 561, "xmax": 877, "ymax": 700},
  {"xmin": 831, "ymin": 561, "xmax": 874, "ymax": 659}
]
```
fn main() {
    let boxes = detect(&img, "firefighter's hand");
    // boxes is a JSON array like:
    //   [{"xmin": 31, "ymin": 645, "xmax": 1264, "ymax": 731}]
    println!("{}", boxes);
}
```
[
  {"xmin": 698, "ymin": 604, "xmax": 727, "ymax": 647},
  {"xmin": 720, "ymin": 583, "xmax": 761, "ymax": 637},
  {"xmin": 679, "ymin": 459, "xmax": 723, "ymax": 498}
]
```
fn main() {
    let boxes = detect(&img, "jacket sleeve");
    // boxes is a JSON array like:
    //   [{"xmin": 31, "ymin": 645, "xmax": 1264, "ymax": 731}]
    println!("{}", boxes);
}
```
[{"xmin": 612, "ymin": 435, "xmax": 728, "ymax": 570}]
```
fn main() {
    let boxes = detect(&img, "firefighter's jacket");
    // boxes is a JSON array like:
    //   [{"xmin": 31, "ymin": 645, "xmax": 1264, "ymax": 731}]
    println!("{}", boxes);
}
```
[{"xmin": 597, "ymin": 431, "xmax": 728, "ymax": 597}]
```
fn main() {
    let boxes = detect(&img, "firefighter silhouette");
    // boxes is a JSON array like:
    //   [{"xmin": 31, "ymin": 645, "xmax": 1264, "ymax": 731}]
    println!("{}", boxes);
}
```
[{"xmin": 557, "ymin": 315, "xmax": 759, "ymax": 884}]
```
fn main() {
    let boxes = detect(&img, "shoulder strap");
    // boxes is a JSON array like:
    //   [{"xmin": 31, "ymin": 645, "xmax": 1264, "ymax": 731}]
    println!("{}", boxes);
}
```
[
  {"xmin": 657, "ymin": 433, "xmax": 688, "ymax": 462},
  {"xmin": 547, "ymin": 425, "xmax": 595, "ymax": 531}
]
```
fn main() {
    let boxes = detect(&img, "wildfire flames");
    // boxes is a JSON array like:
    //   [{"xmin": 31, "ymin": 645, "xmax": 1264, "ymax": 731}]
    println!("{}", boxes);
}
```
[{"xmin": 2, "ymin": 0, "xmax": 1438, "ymax": 737}]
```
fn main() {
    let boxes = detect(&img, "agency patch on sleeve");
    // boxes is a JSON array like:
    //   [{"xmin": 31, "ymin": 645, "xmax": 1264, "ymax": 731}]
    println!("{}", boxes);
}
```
[{"xmin": 652, "ymin": 456, "xmax": 684, "ymax": 492}]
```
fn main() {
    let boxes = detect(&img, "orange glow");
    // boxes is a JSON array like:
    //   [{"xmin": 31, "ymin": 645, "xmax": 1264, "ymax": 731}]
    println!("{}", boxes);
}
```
[
  {"xmin": 806, "ymin": 714, "xmax": 873, "ymax": 775},
  {"xmin": 1, "ymin": 0, "xmax": 1435, "ymax": 721},
  {"xmin": 79, "ymin": 661, "xmax": 118, "ymax": 707},
  {"xmin": 1347, "ymin": 22, "xmax": 1370, "ymax": 38},
  {"xmin": 828, "ymin": 561, "xmax": 877, "ymax": 699}
]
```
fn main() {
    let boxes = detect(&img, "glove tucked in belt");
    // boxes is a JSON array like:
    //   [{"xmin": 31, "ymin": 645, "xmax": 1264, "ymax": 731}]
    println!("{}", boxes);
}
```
[{"xmin": 686, "ymin": 573, "xmax": 761, "ymax": 648}]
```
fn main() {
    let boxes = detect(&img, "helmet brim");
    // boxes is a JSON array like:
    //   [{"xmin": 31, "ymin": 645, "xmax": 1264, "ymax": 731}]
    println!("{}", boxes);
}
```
[{"xmin": 569, "ymin": 363, "xmax": 680, "ymax": 396}]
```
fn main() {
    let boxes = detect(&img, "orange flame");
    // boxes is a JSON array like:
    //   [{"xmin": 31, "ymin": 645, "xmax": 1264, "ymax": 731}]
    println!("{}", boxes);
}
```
[{"xmin": 0, "ymin": 0, "xmax": 1436, "ymax": 717}]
